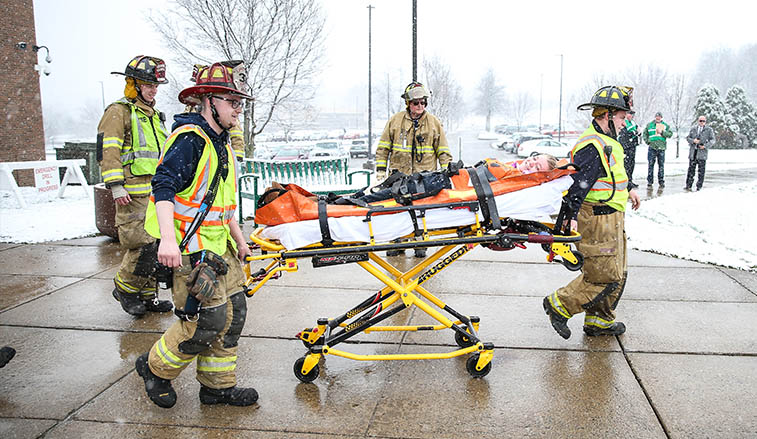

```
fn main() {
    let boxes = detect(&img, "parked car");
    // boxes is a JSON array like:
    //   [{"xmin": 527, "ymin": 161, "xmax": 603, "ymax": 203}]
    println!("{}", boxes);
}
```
[
  {"xmin": 310, "ymin": 141, "xmax": 345, "ymax": 158},
  {"xmin": 349, "ymin": 139, "xmax": 370, "ymax": 158},
  {"xmin": 492, "ymin": 135, "xmax": 514, "ymax": 151},
  {"xmin": 273, "ymin": 146, "xmax": 308, "ymax": 160},
  {"xmin": 253, "ymin": 145, "xmax": 276, "ymax": 159},
  {"xmin": 511, "ymin": 132, "xmax": 551, "ymax": 154},
  {"xmin": 517, "ymin": 138, "xmax": 573, "ymax": 158}
]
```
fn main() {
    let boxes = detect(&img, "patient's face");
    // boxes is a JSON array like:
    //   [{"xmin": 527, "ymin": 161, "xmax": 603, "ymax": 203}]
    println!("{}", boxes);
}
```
[{"xmin": 520, "ymin": 155, "xmax": 550, "ymax": 174}]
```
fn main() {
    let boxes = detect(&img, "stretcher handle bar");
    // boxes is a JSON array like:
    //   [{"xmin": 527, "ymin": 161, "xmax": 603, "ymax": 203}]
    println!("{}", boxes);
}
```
[
  {"xmin": 364, "ymin": 200, "xmax": 480, "ymax": 221},
  {"xmin": 276, "ymin": 232, "xmax": 579, "ymax": 260},
  {"xmin": 526, "ymin": 234, "xmax": 554, "ymax": 244}
]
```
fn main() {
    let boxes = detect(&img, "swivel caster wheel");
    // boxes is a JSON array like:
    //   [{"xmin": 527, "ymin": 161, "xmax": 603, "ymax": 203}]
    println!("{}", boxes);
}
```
[
  {"xmin": 466, "ymin": 353, "xmax": 491, "ymax": 378},
  {"xmin": 293, "ymin": 356, "xmax": 320, "ymax": 383}
]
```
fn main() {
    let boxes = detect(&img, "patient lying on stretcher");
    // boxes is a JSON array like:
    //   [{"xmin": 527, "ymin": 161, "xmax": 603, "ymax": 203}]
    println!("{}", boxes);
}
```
[{"xmin": 259, "ymin": 154, "xmax": 558, "ymax": 207}]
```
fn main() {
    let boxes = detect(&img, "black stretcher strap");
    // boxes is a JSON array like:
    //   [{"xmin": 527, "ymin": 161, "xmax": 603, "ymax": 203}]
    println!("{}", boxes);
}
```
[
  {"xmin": 468, "ymin": 164, "xmax": 501, "ymax": 229},
  {"xmin": 317, "ymin": 198, "xmax": 334, "ymax": 246}
]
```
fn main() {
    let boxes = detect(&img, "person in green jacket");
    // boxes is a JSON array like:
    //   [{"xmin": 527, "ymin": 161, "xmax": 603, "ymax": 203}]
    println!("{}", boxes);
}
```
[{"xmin": 642, "ymin": 111, "xmax": 673, "ymax": 187}]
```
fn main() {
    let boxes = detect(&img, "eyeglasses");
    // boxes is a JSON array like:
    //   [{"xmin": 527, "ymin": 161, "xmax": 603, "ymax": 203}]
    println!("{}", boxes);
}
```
[
  {"xmin": 211, "ymin": 95, "xmax": 243, "ymax": 109},
  {"xmin": 698, "ymin": 119, "xmax": 706, "ymax": 123},
  {"xmin": 409, "ymin": 99, "xmax": 427, "ymax": 106}
]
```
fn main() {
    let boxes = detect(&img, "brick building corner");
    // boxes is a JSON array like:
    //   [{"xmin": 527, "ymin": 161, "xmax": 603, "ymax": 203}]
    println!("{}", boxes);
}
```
[{"xmin": 0, "ymin": 0, "xmax": 46, "ymax": 185}]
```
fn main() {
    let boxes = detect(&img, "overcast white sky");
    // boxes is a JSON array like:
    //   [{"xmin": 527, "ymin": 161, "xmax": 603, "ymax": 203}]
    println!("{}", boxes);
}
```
[{"xmin": 33, "ymin": 0, "xmax": 756, "ymax": 129}]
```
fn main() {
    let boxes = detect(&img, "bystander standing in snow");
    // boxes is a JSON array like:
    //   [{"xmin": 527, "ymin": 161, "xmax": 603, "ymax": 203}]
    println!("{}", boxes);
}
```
[{"xmin": 685, "ymin": 116, "xmax": 716, "ymax": 191}]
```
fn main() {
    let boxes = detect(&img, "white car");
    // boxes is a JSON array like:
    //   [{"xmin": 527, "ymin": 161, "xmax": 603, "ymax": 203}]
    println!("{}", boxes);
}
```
[
  {"xmin": 517, "ymin": 138, "xmax": 573, "ymax": 158},
  {"xmin": 310, "ymin": 141, "xmax": 346, "ymax": 158}
]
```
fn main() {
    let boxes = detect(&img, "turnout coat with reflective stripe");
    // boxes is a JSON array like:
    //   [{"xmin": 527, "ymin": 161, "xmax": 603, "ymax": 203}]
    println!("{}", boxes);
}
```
[
  {"xmin": 570, "ymin": 125, "xmax": 629, "ymax": 212},
  {"xmin": 144, "ymin": 124, "xmax": 238, "ymax": 256},
  {"xmin": 375, "ymin": 110, "xmax": 452, "ymax": 174},
  {"xmin": 97, "ymin": 97, "xmax": 167, "ymax": 195}
]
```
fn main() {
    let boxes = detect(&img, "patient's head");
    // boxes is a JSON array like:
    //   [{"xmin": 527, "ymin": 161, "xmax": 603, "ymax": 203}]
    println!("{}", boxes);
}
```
[{"xmin": 519, "ymin": 154, "xmax": 557, "ymax": 174}]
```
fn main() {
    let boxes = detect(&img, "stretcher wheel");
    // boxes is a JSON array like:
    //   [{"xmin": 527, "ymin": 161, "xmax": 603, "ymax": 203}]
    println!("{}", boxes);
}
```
[
  {"xmin": 561, "ymin": 250, "xmax": 584, "ymax": 271},
  {"xmin": 466, "ymin": 353, "xmax": 491, "ymax": 378},
  {"xmin": 455, "ymin": 330, "xmax": 475, "ymax": 348},
  {"xmin": 293, "ymin": 356, "xmax": 319, "ymax": 383}
]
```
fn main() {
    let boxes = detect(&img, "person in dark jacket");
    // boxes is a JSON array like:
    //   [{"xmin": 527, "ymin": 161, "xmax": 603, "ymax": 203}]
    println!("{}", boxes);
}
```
[
  {"xmin": 617, "ymin": 110, "xmax": 641, "ymax": 189},
  {"xmin": 684, "ymin": 116, "xmax": 716, "ymax": 191}
]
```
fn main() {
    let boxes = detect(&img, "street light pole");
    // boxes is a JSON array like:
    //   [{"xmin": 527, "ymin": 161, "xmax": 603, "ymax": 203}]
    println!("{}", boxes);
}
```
[
  {"xmin": 368, "ymin": 4, "xmax": 374, "ymax": 157},
  {"xmin": 558, "ymin": 54, "xmax": 563, "ymax": 143},
  {"xmin": 99, "ymin": 81, "xmax": 105, "ymax": 110},
  {"xmin": 412, "ymin": 0, "xmax": 417, "ymax": 81},
  {"xmin": 539, "ymin": 73, "xmax": 543, "ymax": 132}
]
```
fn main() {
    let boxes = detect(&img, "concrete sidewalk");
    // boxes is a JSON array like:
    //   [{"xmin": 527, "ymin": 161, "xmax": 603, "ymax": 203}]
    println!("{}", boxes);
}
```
[{"xmin": 1, "ymin": 233, "xmax": 756, "ymax": 438}]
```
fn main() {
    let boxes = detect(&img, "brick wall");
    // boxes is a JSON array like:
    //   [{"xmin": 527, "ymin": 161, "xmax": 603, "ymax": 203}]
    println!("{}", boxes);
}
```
[{"xmin": 0, "ymin": 0, "xmax": 46, "ymax": 185}]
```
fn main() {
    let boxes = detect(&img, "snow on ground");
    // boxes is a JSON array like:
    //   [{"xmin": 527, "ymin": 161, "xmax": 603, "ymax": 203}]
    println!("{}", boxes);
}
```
[
  {"xmin": 626, "ymin": 181, "xmax": 757, "ymax": 270},
  {"xmin": 1, "ymin": 148, "xmax": 756, "ymax": 271},
  {"xmin": 0, "ymin": 187, "xmax": 97, "ymax": 243}
]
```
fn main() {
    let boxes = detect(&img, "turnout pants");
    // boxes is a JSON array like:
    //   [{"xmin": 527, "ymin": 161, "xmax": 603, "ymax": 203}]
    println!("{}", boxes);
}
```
[
  {"xmin": 114, "ymin": 196, "xmax": 157, "ymax": 299},
  {"xmin": 148, "ymin": 245, "xmax": 247, "ymax": 389},
  {"xmin": 547, "ymin": 202, "xmax": 627, "ymax": 330}
]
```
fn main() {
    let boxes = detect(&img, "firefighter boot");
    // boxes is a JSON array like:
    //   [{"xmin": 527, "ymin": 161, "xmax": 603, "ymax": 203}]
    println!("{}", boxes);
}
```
[
  {"xmin": 583, "ymin": 321, "xmax": 626, "ymax": 337},
  {"xmin": 543, "ymin": 297, "xmax": 571, "ymax": 339},
  {"xmin": 136, "ymin": 353, "xmax": 177, "ymax": 408},
  {"xmin": 141, "ymin": 294, "xmax": 173, "ymax": 313},
  {"xmin": 112, "ymin": 288, "xmax": 146, "ymax": 317},
  {"xmin": 413, "ymin": 248, "xmax": 427, "ymax": 258},
  {"xmin": 199, "ymin": 384, "xmax": 259, "ymax": 406},
  {"xmin": 0, "ymin": 346, "xmax": 16, "ymax": 368}
]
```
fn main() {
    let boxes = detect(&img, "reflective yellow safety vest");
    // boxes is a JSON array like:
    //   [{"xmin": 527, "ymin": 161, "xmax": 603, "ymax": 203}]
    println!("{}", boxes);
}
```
[
  {"xmin": 117, "ymin": 97, "xmax": 167, "ymax": 176},
  {"xmin": 144, "ymin": 124, "xmax": 238, "ymax": 255},
  {"xmin": 570, "ymin": 125, "xmax": 629, "ymax": 212},
  {"xmin": 646, "ymin": 120, "xmax": 667, "ymax": 143}
]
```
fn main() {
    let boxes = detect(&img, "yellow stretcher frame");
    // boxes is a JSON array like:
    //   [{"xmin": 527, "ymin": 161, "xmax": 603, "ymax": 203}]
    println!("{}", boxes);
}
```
[{"xmin": 243, "ymin": 206, "xmax": 582, "ymax": 382}]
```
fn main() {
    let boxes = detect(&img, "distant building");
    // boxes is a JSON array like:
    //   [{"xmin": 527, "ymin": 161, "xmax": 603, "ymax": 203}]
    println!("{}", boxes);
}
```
[{"xmin": 0, "ymin": 0, "xmax": 46, "ymax": 185}]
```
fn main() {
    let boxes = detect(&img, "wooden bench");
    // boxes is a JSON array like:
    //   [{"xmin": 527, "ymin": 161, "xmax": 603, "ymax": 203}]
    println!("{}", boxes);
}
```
[
  {"xmin": 0, "ymin": 159, "xmax": 91, "ymax": 208},
  {"xmin": 237, "ymin": 157, "xmax": 372, "ymax": 223}
]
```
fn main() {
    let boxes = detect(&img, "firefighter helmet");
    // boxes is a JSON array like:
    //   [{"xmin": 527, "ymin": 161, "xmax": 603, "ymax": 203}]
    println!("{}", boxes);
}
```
[
  {"xmin": 577, "ymin": 85, "xmax": 632, "ymax": 112},
  {"xmin": 111, "ymin": 55, "xmax": 168, "ymax": 84},
  {"xmin": 179, "ymin": 60, "xmax": 253, "ymax": 105},
  {"xmin": 401, "ymin": 81, "xmax": 431, "ymax": 102}
]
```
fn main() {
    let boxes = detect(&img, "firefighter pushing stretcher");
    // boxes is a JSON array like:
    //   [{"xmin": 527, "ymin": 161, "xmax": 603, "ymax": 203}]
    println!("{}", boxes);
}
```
[
  {"xmin": 543, "ymin": 86, "xmax": 642, "ymax": 339},
  {"xmin": 135, "ymin": 61, "xmax": 258, "ymax": 408}
]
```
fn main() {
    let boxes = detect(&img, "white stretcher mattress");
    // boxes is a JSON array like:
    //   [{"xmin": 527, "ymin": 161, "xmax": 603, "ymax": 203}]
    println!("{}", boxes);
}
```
[{"xmin": 260, "ymin": 175, "xmax": 573, "ymax": 250}]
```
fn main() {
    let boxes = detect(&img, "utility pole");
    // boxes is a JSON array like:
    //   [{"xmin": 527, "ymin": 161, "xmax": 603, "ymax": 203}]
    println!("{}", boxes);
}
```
[
  {"xmin": 368, "ymin": 4, "xmax": 374, "ymax": 156},
  {"xmin": 558, "ymin": 54, "xmax": 563, "ymax": 143},
  {"xmin": 99, "ymin": 81, "xmax": 105, "ymax": 110},
  {"xmin": 539, "ymin": 74, "xmax": 543, "ymax": 131},
  {"xmin": 412, "ymin": 0, "xmax": 417, "ymax": 81}
]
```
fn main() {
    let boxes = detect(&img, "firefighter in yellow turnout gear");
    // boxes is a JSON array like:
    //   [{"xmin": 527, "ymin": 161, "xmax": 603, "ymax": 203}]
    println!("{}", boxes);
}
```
[
  {"xmin": 543, "ymin": 86, "xmax": 641, "ymax": 339},
  {"xmin": 97, "ymin": 55, "xmax": 173, "ymax": 316},
  {"xmin": 135, "ymin": 61, "xmax": 257, "ymax": 408},
  {"xmin": 375, "ymin": 81, "xmax": 452, "ymax": 257}
]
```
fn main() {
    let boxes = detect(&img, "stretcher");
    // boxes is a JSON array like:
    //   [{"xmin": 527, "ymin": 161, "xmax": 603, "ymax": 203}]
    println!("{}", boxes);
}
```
[{"xmin": 241, "ymin": 172, "xmax": 584, "ymax": 382}]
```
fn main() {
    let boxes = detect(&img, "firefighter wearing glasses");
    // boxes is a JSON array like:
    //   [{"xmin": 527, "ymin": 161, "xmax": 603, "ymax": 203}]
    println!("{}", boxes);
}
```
[
  {"xmin": 376, "ymin": 82, "xmax": 452, "ymax": 180},
  {"xmin": 375, "ymin": 81, "xmax": 452, "ymax": 257},
  {"xmin": 136, "ymin": 61, "xmax": 257, "ymax": 408},
  {"xmin": 97, "ymin": 55, "xmax": 173, "ymax": 317},
  {"xmin": 543, "ymin": 86, "xmax": 641, "ymax": 339}
]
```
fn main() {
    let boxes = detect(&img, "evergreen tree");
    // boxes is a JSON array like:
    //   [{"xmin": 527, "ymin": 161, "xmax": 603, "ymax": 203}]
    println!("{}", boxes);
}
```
[
  {"xmin": 693, "ymin": 85, "xmax": 727, "ymax": 148},
  {"xmin": 724, "ymin": 85, "xmax": 757, "ymax": 148}
]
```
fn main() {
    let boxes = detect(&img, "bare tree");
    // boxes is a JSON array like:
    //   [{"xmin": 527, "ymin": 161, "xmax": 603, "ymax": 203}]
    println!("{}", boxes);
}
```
[
  {"xmin": 150, "ymin": 0, "xmax": 326, "ymax": 157},
  {"xmin": 474, "ymin": 68, "xmax": 506, "ymax": 132},
  {"xmin": 509, "ymin": 91, "xmax": 535, "ymax": 130},
  {"xmin": 623, "ymin": 65, "xmax": 669, "ymax": 126},
  {"xmin": 422, "ymin": 56, "xmax": 464, "ymax": 131},
  {"xmin": 664, "ymin": 74, "xmax": 693, "ymax": 158}
]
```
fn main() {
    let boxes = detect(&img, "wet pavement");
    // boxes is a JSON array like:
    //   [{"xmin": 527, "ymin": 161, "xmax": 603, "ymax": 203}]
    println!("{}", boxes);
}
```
[{"xmin": 1, "ymin": 225, "xmax": 756, "ymax": 439}]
